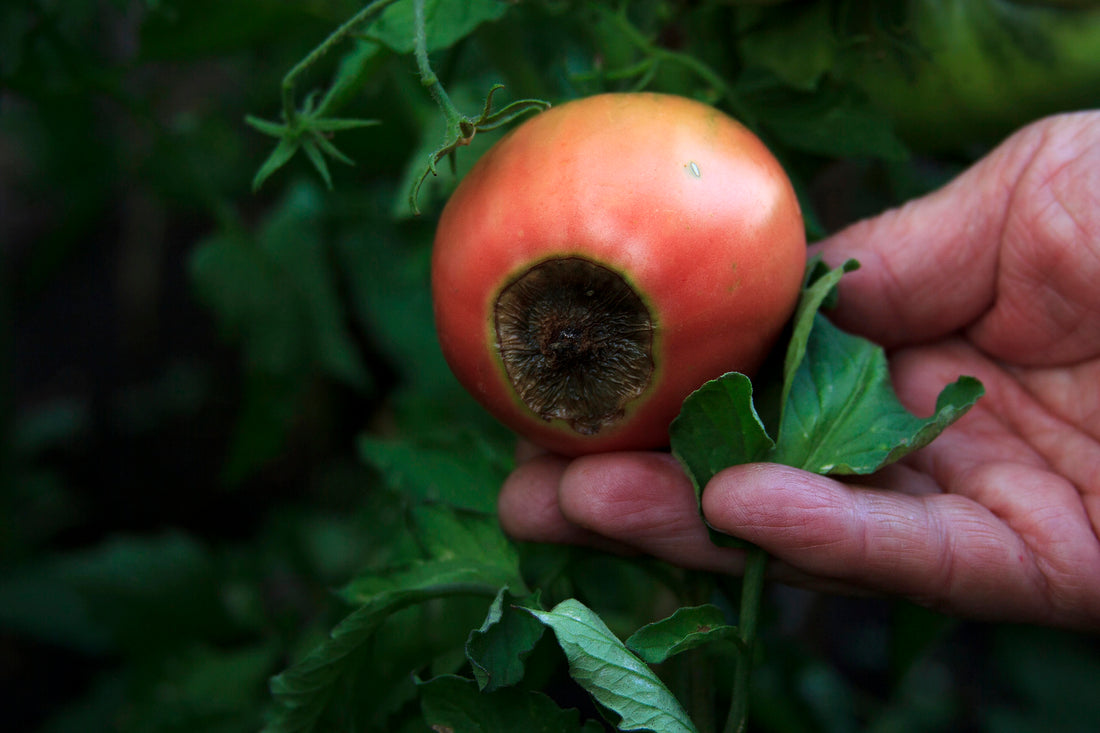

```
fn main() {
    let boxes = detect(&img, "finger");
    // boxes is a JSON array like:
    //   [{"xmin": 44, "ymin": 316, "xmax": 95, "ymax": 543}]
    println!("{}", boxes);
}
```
[
  {"xmin": 498, "ymin": 453, "xmax": 636, "ymax": 555},
  {"xmin": 810, "ymin": 114, "xmax": 1065, "ymax": 348},
  {"xmin": 700, "ymin": 463, "xmax": 1060, "ymax": 624},
  {"xmin": 553, "ymin": 452, "xmax": 746, "ymax": 574}
]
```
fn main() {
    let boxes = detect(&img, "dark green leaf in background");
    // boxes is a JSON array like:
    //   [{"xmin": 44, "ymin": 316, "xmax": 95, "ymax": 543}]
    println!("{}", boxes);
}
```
[
  {"xmin": 985, "ymin": 625, "xmax": 1100, "ymax": 733},
  {"xmin": 0, "ymin": 532, "xmax": 229, "ymax": 657},
  {"xmin": 410, "ymin": 503, "xmax": 522, "ymax": 582},
  {"xmin": 758, "ymin": 86, "xmax": 910, "ymax": 162},
  {"xmin": 419, "ymin": 674, "xmax": 604, "ymax": 733},
  {"xmin": 366, "ymin": 0, "xmax": 509, "ymax": 53},
  {"xmin": 466, "ymin": 588, "xmax": 546, "ymax": 692},
  {"xmin": 339, "ymin": 504, "xmax": 523, "ymax": 606},
  {"xmin": 190, "ymin": 182, "xmax": 373, "ymax": 481},
  {"xmin": 358, "ymin": 430, "xmax": 511, "ymax": 514},
  {"xmin": 266, "ymin": 565, "xmax": 503, "ymax": 733},
  {"xmin": 737, "ymin": 0, "xmax": 837, "ymax": 91}
]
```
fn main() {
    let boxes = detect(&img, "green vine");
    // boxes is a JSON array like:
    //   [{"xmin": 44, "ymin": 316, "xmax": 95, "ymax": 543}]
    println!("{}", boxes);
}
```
[
  {"xmin": 246, "ymin": 0, "xmax": 550, "ymax": 208},
  {"xmin": 576, "ymin": 4, "xmax": 755, "ymax": 126},
  {"xmin": 406, "ymin": 0, "xmax": 550, "ymax": 213},
  {"xmin": 246, "ymin": 0, "xmax": 400, "ymax": 192}
]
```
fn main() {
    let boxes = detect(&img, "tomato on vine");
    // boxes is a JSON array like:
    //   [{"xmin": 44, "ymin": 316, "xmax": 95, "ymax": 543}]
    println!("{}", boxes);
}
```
[{"xmin": 432, "ymin": 92, "xmax": 806, "ymax": 455}]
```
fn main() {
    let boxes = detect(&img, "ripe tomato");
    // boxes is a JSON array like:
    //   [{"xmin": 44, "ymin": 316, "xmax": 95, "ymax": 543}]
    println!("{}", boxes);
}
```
[{"xmin": 432, "ymin": 92, "xmax": 806, "ymax": 456}]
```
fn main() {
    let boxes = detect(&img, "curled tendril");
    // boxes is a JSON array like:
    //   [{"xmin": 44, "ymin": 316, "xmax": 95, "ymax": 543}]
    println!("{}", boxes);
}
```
[{"xmin": 409, "ymin": 85, "xmax": 550, "ymax": 215}]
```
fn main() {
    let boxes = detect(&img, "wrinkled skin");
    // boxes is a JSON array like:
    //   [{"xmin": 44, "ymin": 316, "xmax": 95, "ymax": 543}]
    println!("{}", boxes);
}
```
[{"xmin": 499, "ymin": 111, "xmax": 1100, "ymax": 631}]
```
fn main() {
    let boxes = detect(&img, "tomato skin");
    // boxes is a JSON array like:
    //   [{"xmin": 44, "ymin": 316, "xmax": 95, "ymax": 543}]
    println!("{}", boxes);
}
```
[{"xmin": 432, "ymin": 92, "xmax": 806, "ymax": 456}]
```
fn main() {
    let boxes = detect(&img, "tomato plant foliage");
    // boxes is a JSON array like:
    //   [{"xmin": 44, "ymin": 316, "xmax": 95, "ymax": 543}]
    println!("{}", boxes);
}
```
[{"xmin": 4, "ymin": 1, "xmax": 1100, "ymax": 733}]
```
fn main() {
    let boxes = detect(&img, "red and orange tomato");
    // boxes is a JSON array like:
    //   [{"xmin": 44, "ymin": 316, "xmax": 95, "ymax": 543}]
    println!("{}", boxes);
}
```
[{"xmin": 432, "ymin": 92, "xmax": 806, "ymax": 455}]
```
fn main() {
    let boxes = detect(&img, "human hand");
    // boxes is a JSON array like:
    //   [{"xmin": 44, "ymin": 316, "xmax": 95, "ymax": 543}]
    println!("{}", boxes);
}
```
[{"xmin": 497, "ymin": 111, "xmax": 1100, "ymax": 630}]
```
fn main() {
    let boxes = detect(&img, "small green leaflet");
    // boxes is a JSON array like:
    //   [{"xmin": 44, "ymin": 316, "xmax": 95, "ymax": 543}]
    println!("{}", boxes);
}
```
[
  {"xmin": 626, "ymin": 605, "xmax": 743, "ymax": 665},
  {"xmin": 669, "ymin": 373, "xmax": 773, "ymax": 494},
  {"xmin": 526, "ymin": 599, "xmax": 699, "ymax": 733}
]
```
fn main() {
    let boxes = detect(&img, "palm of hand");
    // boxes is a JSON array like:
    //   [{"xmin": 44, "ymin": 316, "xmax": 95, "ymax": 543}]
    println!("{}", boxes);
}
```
[{"xmin": 810, "ymin": 113, "xmax": 1100, "ymax": 626}]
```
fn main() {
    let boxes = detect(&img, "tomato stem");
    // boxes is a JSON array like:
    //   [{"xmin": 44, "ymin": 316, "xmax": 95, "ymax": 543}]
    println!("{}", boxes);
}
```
[
  {"xmin": 279, "ymin": 0, "xmax": 400, "ymax": 127},
  {"xmin": 412, "ymin": 0, "xmax": 464, "ymax": 128},
  {"xmin": 725, "ymin": 545, "xmax": 767, "ymax": 733}
]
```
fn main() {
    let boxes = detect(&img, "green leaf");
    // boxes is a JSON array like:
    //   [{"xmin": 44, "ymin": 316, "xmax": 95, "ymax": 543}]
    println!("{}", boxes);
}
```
[
  {"xmin": 316, "ymin": 39, "xmax": 388, "ymax": 117},
  {"xmin": 737, "ymin": 1, "xmax": 837, "ymax": 91},
  {"xmin": 190, "ymin": 184, "xmax": 373, "ymax": 481},
  {"xmin": 130, "ymin": 642, "xmax": 280, "ymax": 730},
  {"xmin": 246, "ymin": 114, "xmax": 290, "ymax": 138},
  {"xmin": 192, "ymin": 184, "xmax": 369, "ymax": 390},
  {"xmin": 466, "ymin": 588, "xmax": 545, "ymax": 691},
  {"xmin": 0, "ymin": 532, "xmax": 227, "ymax": 657},
  {"xmin": 755, "ymin": 83, "xmax": 910, "ymax": 161},
  {"xmin": 300, "ymin": 139, "xmax": 333, "ymax": 189},
  {"xmin": 311, "ymin": 117, "xmax": 380, "ymax": 133},
  {"xmin": 250, "ymin": 134, "xmax": 299, "ymax": 192},
  {"xmin": 772, "ymin": 313, "xmax": 984, "ymax": 474},
  {"xmin": 419, "ymin": 674, "xmax": 605, "ymax": 733},
  {"xmin": 410, "ymin": 504, "xmax": 523, "ymax": 586},
  {"xmin": 670, "ymin": 373, "xmax": 774, "ymax": 492},
  {"xmin": 626, "ymin": 605, "xmax": 742, "ymax": 665},
  {"xmin": 265, "ymin": 564, "xmax": 502, "ymax": 733},
  {"xmin": 339, "ymin": 505, "xmax": 523, "ymax": 606},
  {"xmin": 669, "ymin": 258, "xmax": 983, "ymax": 491},
  {"xmin": 366, "ymin": 0, "xmax": 509, "ymax": 54},
  {"xmin": 526, "ymin": 599, "xmax": 699, "ymax": 733},
  {"xmin": 339, "ymin": 557, "xmax": 513, "ymax": 607},
  {"xmin": 986, "ymin": 626, "xmax": 1100, "ymax": 733},
  {"xmin": 779, "ymin": 258, "xmax": 860, "ymax": 425},
  {"xmin": 358, "ymin": 430, "xmax": 511, "ymax": 514},
  {"xmin": 310, "ymin": 132, "xmax": 355, "ymax": 166}
]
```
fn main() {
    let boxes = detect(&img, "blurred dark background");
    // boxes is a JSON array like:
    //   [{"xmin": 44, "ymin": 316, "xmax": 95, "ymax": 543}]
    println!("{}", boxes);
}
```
[{"xmin": 3, "ymin": 2, "xmax": 1100, "ymax": 732}]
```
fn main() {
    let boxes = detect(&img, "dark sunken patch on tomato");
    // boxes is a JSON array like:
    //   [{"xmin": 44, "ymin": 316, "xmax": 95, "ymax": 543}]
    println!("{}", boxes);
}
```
[{"xmin": 494, "ymin": 257, "xmax": 654, "ymax": 435}]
